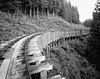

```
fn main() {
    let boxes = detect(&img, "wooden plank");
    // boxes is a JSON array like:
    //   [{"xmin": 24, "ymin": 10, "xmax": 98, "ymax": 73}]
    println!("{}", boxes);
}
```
[
  {"xmin": 27, "ymin": 51, "xmax": 42, "ymax": 57},
  {"xmin": 14, "ymin": 71, "xmax": 24, "ymax": 79},
  {"xmin": 0, "ymin": 43, "xmax": 8, "ymax": 47},
  {"xmin": 29, "ymin": 35, "xmax": 40, "ymax": 43},
  {"xmin": 48, "ymin": 75, "xmax": 61, "ymax": 79},
  {"xmin": 28, "ymin": 56, "xmax": 45, "ymax": 63},
  {"xmin": 60, "ymin": 77, "xmax": 65, "ymax": 79},
  {"xmin": 14, "ymin": 70, "xmax": 28, "ymax": 79},
  {"xmin": 16, "ymin": 64, "xmax": 26, "ymax": 71},
  {"xmin": 28, "ymin": 50, "xmax": 41, "ymax": 55},
  {"xmin": 29, "ymin": 42, "xmax": 37, "ymax": 46},
  {"xmin": 28, "ymin": 47, "xmax": 40, "ymax": 51},
  {"xmin": 41, "ymin": 70, "xmax": 47, "ymax": 79},
  {"xmin": 16, "ymin": 62, "xmax": 53, "ymax": 74},
  {"xmin": 0, "ymin": 59, "xmax": 10, "ymax": 79},
  {"xmin": 28, "ymin": 45, "xmax": 37, "ymax": 48},
  {"xmin": 29, "ymin": 62, "xmax": 53, "ymax": 74}
]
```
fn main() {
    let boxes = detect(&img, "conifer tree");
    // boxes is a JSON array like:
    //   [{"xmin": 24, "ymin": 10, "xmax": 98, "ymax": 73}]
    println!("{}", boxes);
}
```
[{"xmin": 87, "ymin": 0, "xmax": 100, "ymax": 71}]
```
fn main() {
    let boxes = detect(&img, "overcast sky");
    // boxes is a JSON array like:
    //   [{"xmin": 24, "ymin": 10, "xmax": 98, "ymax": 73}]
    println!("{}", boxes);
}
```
[{"xmin": 68, "ymin": 0, "xmax": 97, "ymax": 22}]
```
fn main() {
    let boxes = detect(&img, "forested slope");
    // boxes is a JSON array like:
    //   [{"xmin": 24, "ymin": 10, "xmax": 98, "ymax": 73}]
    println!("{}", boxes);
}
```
[
  {"xmin": 45, "ymin": 37, "xmax": 99, "ymax": 79},
  {"xmin": 0, "ymin": 0, "xmax": 81, "ymax": 44}
]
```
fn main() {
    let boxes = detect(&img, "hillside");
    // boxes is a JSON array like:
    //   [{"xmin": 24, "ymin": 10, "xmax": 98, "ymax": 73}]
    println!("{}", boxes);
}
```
[
  {"xmin": 0, "ymin": 11, "xmax": 87, "ymax": 44},
  {"xmin": 0, "ymin": 11, "xmax": 99, "ymax": 79},
  {"xmin": 44, "ymin": 37, "xmax": 99, "ymax": 79}
]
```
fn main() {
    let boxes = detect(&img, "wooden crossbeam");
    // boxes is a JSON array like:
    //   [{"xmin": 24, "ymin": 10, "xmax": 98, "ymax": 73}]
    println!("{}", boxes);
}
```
[
  {"xmin": 27, "ymin": 52, "xmax": 42, "ymax": 58},
  {"xmin": 27, "ymin": 50, "xmax": 41, "ymax": 55},
  {"xmin": 16, "ymin": 62, "xmax": 52, "ymax": 74},
  {"xmin": 28, "ymin": 56, "xmax": 45, "ymax": 63},
  {"xmin": 28, "ymin": 47, "xmax": 40, "ymax": 51},
  {"xmin": 48, "ymin": 75, "xmax": 61, "ymax": 79},
  {"xmin": 30, "ymin": 62, "xmax": 53, "ymax": 74},
  {"xmin": 41, "ymin": 70, "xmax": 47, "ymax": 79},
  {"xmin": 60, "ymin": 77, "xmax": 65, "ymax": 79}
]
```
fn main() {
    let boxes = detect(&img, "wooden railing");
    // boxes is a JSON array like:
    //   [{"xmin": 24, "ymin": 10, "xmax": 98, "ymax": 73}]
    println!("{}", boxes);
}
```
[
  {"xmin": 37, "ymin": 28, "xmax": 89, "ymax": 52},
  {"xmin": 36, "ymin": 28, "xmax": 89, "ymax": 79}
]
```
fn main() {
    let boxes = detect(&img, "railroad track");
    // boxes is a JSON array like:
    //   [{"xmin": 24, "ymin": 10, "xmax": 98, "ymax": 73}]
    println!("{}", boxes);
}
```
[
  {"xmin": 0, "ymin": 36, "xmax": 26, "ymax": 66},
  {"xmin": 0, "ymin": 29, "xmax": 89, "ymax": 79}
]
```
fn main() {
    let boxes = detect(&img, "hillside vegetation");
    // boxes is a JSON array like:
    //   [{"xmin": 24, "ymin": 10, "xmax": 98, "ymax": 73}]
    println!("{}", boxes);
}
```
[
  {"xmin": 44, "ymin": 37, "xmax": 100, "ymax": 79},
  {"xmin": 0, "ymin": 11, "xmax": 86, "ymax": 44},
  {"xmin": 0, "ymin": 0, "xmax": 79, "ymax": 24}
]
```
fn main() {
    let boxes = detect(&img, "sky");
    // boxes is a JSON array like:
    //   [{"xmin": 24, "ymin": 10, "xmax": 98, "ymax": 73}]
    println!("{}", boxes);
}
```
[{"xmin": 68, "ymin": 0, "xmax": 97, "ymax": 22}]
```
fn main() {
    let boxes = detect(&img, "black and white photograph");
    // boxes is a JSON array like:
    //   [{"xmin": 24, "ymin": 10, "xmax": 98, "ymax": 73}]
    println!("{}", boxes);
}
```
[{"xmin": 0, "ymin": 0, "xmax": 100, "ymax": 79}]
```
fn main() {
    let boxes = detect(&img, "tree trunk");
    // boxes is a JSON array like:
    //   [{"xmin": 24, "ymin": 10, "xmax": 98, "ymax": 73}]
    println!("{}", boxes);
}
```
[
  {"xmin": 25, "ymin": 6, "xmax": 26, "ymax": 14},
  {"xmin": 34, "ymin": 8, "xmax": 36, "ymax": 18},
  {"xmin": 30, "ymin": 7, "xmax": 32, "ymax": 18},
  {"xmin": 37, "ymin": 7, "xmax": 39, "ymax": 19},
  {"xmin": 42, "ymin": 8, "xmax": 44, "ymax": 16},
  {"xmin": 53, "ymin": 9, "xmax": 55, "ymax": 16},
  {"xmin": 47, "ymin": 9, "xmax": 49, "ymax": 17}
]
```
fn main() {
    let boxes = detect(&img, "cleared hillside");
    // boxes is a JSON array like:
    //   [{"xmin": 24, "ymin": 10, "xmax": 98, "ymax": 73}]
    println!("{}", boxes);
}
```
[{"xmin": 0, "ymin": 11, "xmax": 87, "ymax": 44}]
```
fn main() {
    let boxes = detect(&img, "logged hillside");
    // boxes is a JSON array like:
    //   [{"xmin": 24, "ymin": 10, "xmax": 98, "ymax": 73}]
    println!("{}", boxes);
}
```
[{"xmin": 0, "ymin": 11, "xmax": 86, "ymax": 44}]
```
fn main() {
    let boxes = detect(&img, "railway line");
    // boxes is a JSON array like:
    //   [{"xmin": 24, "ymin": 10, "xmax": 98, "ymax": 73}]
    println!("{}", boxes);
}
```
[{"xmin": 0, "ymin": 29, "xmax": 89, "ymax": 79}]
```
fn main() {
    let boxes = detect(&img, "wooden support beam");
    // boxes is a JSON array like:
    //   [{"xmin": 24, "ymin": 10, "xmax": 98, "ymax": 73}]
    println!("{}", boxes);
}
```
[
  {"xmin": 30, "ymin": 62, "xmax": 53, "ymax": 74},
  {"xmin": 28, "ymin": 47, "xmax": 40, "ymax": 51},
  {"xmin": 48, "ymin": 75, "xmax": 61, "ymax": 79},
  {"xmin": 28, "ymin": 50, "xmax": 41, "ymax": 55},
  {"xmin": 41, "ymin": 70, "xmax": 47, "ymax": 79},
  {"xmin": 27, "ymin": 52, "xmax": 42, "ymax": 57},
  {"xmin": 28, "ymin": 56, "xmax": 45, "ymax": 63},
  {"xmin": 60, "ymin": 77, "xmax": 65, "ymax": 79},
  {"xmin": 46, "ymin": 46, "xmax": 51, "ymax": 56},
  {"xmin": 0, "ymin": 43, "xmax": 8, "ymax": 47}
]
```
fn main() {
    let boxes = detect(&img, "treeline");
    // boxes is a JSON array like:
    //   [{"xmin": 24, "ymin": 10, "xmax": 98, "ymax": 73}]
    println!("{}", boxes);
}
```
[
  {"xmin": 84, "ymin": 0, "xmax": 100, "ymax": 72},
  {"xmin": 0, "ymin": 0, "xmax": 79, "ymax": 24}
]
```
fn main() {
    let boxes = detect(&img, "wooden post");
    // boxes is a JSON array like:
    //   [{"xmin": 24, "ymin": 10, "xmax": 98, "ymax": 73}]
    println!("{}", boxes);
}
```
[
  {"xmin": 64, "ymin": 30, "xmax": 66, "ymax": 42},
  {"xmin": 41, "ymin": 70, "xmax": 47, "ymax": 79},
  {"xmin": 53, "ymin": 9, "xmax": 55, "ymax": 16},
  {"xmin": 34, "ymin": 8, "xmax": 36, "ymax": 18},
  {"xmin": 37, "ymin": 7, "xmax": 39, "ymax": 19},
  {"xmin": 46, "ymin": 46, "xmax": 50, "ymax": 57}
]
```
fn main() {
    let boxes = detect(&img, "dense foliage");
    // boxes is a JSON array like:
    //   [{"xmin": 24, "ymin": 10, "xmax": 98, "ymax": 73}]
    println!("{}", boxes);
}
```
[
  {"xmin": 0, "ymin": 0, "xmax": 79, "ymax": 24},
  {"xmin": 45, "ymin": 38, "xmax": 99, "ymax": 79},
  {"xmin": 83, "ymin": 19, "xmax": 92, "ymax": 27},
  {"xmin": 86, "ymin": 0, "xmax": 100, "ymax": 72}
]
